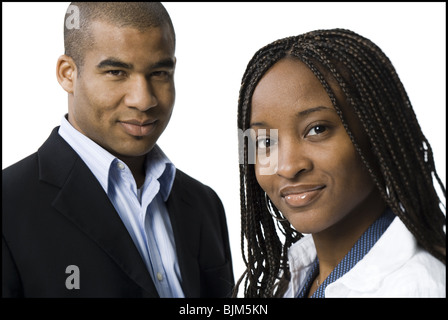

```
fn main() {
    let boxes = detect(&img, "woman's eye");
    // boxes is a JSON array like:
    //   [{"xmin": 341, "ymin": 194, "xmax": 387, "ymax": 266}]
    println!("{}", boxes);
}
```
[
  {"xmin": 307, "ymin": 125, "xmax": 327, "ymax": 136},
  {"xmin": 257, "ymin": 137, "xmax": 272, "ymax": 149}
]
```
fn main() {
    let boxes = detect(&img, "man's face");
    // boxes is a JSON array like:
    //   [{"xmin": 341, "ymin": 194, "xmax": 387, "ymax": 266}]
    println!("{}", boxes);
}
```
[{"xmin": 68, "ymin": 20, "xmax": 176, "ymax": 158}]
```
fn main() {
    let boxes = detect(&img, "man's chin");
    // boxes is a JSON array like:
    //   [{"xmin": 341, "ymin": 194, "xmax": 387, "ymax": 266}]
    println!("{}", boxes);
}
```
[{"xmin": 107, "ymin": 141, "xmax": 158, "ymax": 159}]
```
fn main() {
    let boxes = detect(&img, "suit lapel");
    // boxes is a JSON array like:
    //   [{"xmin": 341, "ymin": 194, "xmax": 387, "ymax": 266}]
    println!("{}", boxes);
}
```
[
  {"xmin": 38, "ymin": 128, "xmax": 159, "ymax": 297},
  {"xmin": 166, "ymin": 172, "xmax": 202, "ymax": 298}
]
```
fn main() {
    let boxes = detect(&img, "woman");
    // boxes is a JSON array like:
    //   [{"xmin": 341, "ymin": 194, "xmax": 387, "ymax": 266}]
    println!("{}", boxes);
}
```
[{"xmin": 235, "ymin": 28, "xmax": 445, "ymax": 298}]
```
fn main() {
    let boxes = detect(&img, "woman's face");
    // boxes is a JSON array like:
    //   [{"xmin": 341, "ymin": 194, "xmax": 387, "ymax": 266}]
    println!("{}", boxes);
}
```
[{"xmin": 250, "ymin": 57, "xmax": 380, "ymax": 235}]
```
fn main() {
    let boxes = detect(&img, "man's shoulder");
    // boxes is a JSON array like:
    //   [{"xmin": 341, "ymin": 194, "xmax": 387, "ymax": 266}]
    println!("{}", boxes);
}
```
[
  {"xmin": 2, "ymin": 126, "xmax": 76, "ymax": 191},
  {"xmin": 2, "ymin": 151, "xmax": 42, "ymax": 219},
  {"xmin": 3, "ymin": 128, "xmax": 51, "ymax": 176},
  {"xmin": 173, "ymin": 169, "xmax": 218, "ymax": 195},
  {"xmin": 2, "ymin": 152, "xmax": 39, "ymax": 185},
  {"xmin": 171, "ymin": 169, "xmax": 223, "ymax": 206}
]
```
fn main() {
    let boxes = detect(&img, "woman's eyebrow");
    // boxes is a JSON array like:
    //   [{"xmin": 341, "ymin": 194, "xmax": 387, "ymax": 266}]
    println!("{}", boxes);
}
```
[
  {"xmin": 250, "ymin": 122, "xmax": 265, "ymax": 128},
  {"xmin": 297, "ymin": 106, "xmax": 335, "ymax": 117},
  {"xmin": 250, "ymin": 106, "xmax": 336, "ymax": 128}
]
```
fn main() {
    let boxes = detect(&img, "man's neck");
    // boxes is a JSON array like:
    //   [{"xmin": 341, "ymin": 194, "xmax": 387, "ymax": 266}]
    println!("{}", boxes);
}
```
[{"xmin": 117, "ymin": 154, "xmax": 147, "ymax": 188}]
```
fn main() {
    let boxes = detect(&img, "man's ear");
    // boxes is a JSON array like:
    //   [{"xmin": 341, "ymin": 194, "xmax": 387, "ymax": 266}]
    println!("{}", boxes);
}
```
[{"xmin": 56, "ymin": 55, "xmax": 77, "ymax": 94}]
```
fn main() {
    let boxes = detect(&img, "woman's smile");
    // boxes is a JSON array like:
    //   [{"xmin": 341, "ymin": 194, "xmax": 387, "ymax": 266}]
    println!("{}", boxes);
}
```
[{"xmin": 280, "ymin": 184, "xmax": 326, "ymax": 208}]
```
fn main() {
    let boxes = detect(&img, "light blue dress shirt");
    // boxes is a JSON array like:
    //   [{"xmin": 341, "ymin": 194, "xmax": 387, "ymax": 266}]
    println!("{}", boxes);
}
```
[{"xmin": 58, "ymin": 115, "xmax": 184, "ymax": 297}]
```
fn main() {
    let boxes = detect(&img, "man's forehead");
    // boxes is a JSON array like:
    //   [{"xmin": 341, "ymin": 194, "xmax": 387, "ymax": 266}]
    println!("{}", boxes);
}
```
[
  {"xmin": 85, "ymin": 20, "xmax": 175, "ymax": 66},
  {"xmin": 87, "ymin": 19, "xmax": 173, "ymax": 49},
  {"xmin": 89, "ymin": 19, "xmax": 170, "ymax": 40}
]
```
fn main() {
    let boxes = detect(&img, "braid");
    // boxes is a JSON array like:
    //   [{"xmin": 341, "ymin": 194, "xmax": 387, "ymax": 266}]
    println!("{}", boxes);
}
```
[
  {"xmin": 235, "ymin": 28, "xmax": 446, "ymax": 298},
  {"xmin": 234, "ymin": 38, "xmax": 302, "ymax": 298},
  {"xmin": 318, "ymin": 29, "xmax": 446, "ymax": 261}
]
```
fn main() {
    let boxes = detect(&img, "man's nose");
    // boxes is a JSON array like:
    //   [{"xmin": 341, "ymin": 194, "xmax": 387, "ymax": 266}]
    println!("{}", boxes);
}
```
[{"xmin": 125, "ymin": 76, "xmax": 158, "ymax": 111}]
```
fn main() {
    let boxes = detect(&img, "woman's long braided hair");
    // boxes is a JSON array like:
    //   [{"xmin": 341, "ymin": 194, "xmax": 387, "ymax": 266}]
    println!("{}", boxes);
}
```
[{"xmin": 234, "ymin": 28, "xmax": 446, "ymax": 298}]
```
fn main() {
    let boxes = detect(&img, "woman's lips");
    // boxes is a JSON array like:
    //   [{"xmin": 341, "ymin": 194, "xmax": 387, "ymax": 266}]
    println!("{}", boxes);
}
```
[
  {"xmin": 280, "ymin": 185, "xmax": 326, "ymax": 208},
  {"xmin": 119, "ymin": 120, "xmax": 157, "ymax": 137}
]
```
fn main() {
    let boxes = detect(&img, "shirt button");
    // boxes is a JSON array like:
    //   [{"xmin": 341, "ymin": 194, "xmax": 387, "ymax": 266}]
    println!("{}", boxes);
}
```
[
  {"xmin": 117, "ymin": 162, "xmax": 125, "ymax": 170},
  {"xmin": 157, "ymin": 272, "xmax": 163, "ymax": 281}
]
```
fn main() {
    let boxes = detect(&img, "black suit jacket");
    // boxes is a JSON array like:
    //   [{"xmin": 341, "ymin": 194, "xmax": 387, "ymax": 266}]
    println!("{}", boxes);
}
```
[{"xmin": 2, "ymin": 127, "xmax": 234, "ymax": 298}]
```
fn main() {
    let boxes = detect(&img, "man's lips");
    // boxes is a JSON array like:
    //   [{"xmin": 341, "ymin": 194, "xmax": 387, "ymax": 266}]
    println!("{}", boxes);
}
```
[
  {"xmin": 118, "ymin": 119, "xmax": 157, "ymax": 137},
  {"xmin": 280, "ymin": 184, "xmax": 326, "ymax": 208}
]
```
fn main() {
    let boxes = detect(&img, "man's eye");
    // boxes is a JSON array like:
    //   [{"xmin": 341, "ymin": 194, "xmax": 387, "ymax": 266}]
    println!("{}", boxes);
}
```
[
  {"xmin": 107, "ymin": 70, "xmax": 125, "ymax": 76},
  {"xmin": 151, "ymin": 71, "xmax": 170, "ymax": 79}
]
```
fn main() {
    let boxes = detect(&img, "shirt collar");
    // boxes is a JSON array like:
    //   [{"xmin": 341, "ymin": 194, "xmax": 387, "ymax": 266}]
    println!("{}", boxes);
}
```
[
  {"xmin": 307, "ymin": 209, "xmax": 395, "ymax": 297},
  {"xmin": 144, "ymin": 144, "xmax": 176, "ymax": 202},
  {"xmin": 327, "ymin": 216, "xmax": 417, "ymax": 294},
  {"xmin": 286, "ymin": 209, "xmax": 398, "ymax": 297},
  {"xmin": 286, "ymin": 234, "xmax": 317, "ymax": 297},
  {"xmin": 58, "ymin": 115, "xmax": 175, "ymax": 199}
]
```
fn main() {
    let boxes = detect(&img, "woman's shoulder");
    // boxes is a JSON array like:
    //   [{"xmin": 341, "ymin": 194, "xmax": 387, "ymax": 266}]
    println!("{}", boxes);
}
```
[
  {"xmin": 328, "ymin": 217, "xmax": 446, "ymax": 297},
  {"xmin": 382, "ymin": 218, "xmax": 446, "ymax": 297},
  {"xmin": 384, "ymin": 247, "xmax": 446, "ymax": 297}
]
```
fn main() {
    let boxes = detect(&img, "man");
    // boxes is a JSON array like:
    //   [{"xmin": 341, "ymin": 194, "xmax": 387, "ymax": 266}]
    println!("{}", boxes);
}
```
[{"xmin": 2, "ymin": 2, "xmax": 234, "ymax": 298}]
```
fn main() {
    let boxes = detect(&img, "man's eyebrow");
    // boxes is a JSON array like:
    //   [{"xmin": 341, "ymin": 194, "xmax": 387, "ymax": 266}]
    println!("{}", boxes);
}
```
[
  {"xmin": 96, "ymin": 58, "xmax": 175, "ymax": 71},
  {"xmin": 151, "ymin": 58, "xmax": 175, "ymax": 69},
  {"xmin": 96, "ymin": 59, "xmax": 133, "ymax": 70}
]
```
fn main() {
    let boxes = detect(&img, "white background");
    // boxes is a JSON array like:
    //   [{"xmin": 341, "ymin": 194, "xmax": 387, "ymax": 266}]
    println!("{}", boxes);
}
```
[{"xmin": 2, "ymin": 2, "xmax": 446, "ymax": 294}]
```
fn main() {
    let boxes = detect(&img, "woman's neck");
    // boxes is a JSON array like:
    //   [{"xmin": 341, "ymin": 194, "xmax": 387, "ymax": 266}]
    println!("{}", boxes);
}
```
[{"xmin": 312, "ymin": 187, "xmax": 386, "ymax": 283}]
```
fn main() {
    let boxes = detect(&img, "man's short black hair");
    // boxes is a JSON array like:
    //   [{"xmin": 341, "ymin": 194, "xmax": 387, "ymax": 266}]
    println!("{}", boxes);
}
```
[{"xmin": 64, "ymin": 2, "xmax": 175, "ymax": 73}]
